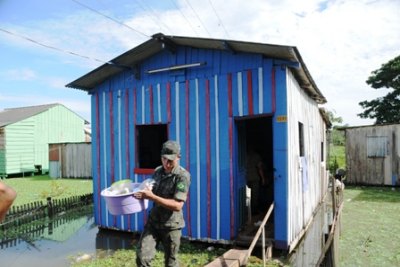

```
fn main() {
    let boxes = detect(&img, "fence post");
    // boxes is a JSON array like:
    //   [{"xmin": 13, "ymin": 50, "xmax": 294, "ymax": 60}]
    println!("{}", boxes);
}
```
[{"xmin": 47, "ymin": 197, "xmax": 53, "ymax": 218}]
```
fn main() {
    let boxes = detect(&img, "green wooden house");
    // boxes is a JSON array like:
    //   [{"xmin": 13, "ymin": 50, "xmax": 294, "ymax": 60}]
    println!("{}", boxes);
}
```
[{"xmin": 0, "ymin": 103, "xmax": 88, "ymax": 177}]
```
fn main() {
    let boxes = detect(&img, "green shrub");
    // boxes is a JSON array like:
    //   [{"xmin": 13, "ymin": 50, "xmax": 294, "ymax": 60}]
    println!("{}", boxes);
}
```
[{"xmin": 328, "ymin": 145, "xmax": 345, "ymax": 174}]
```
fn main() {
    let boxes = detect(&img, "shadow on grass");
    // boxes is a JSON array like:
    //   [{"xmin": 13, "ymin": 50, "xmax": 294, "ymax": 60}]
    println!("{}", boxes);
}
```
[
  {"xmin": 29, "ymin": 175, "xmax": 52, "ymax": 181},
  {"xmin": 348, "ymin": 186, "xmax": 400, "ymax": 203}
]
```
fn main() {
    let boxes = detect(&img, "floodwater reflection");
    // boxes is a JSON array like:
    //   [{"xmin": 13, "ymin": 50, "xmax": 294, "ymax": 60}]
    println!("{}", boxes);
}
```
[{"xmin": 0, "ymin": 205, "xmax": 137, "ymax": 267}]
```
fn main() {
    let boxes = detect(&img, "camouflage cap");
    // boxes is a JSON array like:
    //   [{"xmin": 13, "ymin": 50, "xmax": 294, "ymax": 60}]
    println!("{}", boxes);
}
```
[{"xmin": 161, "ymin": 140, "xmax": 181, "ymax": 160}]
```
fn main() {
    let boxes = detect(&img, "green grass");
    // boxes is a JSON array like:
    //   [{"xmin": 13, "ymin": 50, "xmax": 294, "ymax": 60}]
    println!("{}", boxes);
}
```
[
  {"xmin": 1, "ymin": 175, "xmax": 93, "ymax": 206},
  {"xmin": 339, "ymin": 186, "xmax": 400, "ymax": 266},
  {"xmin": 70, "ymin": 241, "xmax": 281, "ymax": 267},
  {"xmin": 329, "ymin": 145, "xmax": 346, "ymax": 173},
  {"xmin": 71, "ymin": 241, "xmax": 227, "ymax": 267}
]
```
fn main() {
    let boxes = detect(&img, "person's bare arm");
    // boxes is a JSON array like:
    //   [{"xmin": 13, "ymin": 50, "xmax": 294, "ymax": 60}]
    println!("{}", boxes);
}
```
[{"xmin": 0, "ymin": 182, "xmax": 17, "ymax": 222}]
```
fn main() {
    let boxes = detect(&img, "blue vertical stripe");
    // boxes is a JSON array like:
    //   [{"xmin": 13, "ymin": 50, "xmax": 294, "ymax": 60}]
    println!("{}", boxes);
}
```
[
  {"xmin": 92, "ymin": 93, "xmax": 100, "ymax": 224},
  {"xmin": 188, "ymin": 79, "xmax": 197, "ymax": 238},
  {"xmin": 117, "ymin": 89, "xmax": 124, "ymax": 229},
  {"xmin": 214, "ymin": 75, "xmax": 221, "ymax": 239},
  {"xmin": 273, "ymin": 67, "xmax": 289, "ymax": 248},
  {"xmin": 195, "ymin": 78, "xmax": 201, "ymax": 239},
  {"xmin": 102, "ymin": 91, "xmax": 109, "ymax": 227},
  {"xmin": 218, "ymin": 74, "xmax": 231, "ymax": 239}
]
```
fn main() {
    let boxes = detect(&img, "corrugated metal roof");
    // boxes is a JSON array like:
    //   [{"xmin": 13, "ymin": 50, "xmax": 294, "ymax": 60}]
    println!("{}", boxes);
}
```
[
  {"xmin": 66, "ymin": 33, "xmax": 326, "ymax": 104},
  {"xmin": 339, "ymin": 122, "xmax": 400, "ymax": 130},
  {"xmin": 0, "ymin": 103, "xmax": 88, "ymax": 128},
  {"xmin": 0, "ymin": 103, "xmax": 59, "ymax": 127}
]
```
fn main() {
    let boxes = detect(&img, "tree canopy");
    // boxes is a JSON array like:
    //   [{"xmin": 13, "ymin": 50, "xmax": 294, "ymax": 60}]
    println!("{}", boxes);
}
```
[
  {"xmin": 358, "ymin": 55, "xmax": 400, "ymax": 124},
  {"xmin": 326, "ymin": 110, "xmax": 343, "ymax": 127}
]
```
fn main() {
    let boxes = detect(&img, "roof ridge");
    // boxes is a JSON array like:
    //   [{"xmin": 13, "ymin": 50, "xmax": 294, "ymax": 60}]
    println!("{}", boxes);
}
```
[{"xmin": 3, "ymin": 103, "xmax": 60, "ymax": 111}]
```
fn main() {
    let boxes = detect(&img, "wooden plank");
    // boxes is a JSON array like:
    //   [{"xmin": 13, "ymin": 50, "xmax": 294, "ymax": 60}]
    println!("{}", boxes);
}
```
[{"xmin": 205, "ymin": 249, "xmax": 248, "ymax": 267}]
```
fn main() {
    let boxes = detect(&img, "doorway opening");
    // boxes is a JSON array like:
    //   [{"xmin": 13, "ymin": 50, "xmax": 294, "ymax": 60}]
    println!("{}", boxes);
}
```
[{"xmin": 236, "ymin": 116, "xmax": 274, "ymax": 243}]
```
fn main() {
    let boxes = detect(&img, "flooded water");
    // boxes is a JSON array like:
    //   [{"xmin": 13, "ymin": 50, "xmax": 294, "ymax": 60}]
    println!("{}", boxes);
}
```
[
  {"xmin": 0, "ymin": 190, "xmax": 338, "ymax": 267},
  {"xmin": 0, "ymin": 205, "xmax": 136, "ymax": 267}
]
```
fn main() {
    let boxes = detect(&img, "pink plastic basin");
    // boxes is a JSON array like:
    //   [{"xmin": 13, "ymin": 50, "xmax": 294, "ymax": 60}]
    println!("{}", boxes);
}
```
[{"xmin": 101, "ymin": 183, "xmax": 149, "ymax": 215}]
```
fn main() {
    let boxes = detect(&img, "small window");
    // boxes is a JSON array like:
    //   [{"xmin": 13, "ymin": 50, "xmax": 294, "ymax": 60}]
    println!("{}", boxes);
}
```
[
  {"xmin": 367, "ymin": 136, "xmax": 387, "ymax": 158},
  {"xmin": 321, "ymin": 142, "xmax": 324, "ymax": 162},
  {"xmin": 136, "ymin": 124, "xmax": 168, "ymax": 170},
  {"xmin": 299, "ymin": 122, "xmax": 304, "ymax": 157}
]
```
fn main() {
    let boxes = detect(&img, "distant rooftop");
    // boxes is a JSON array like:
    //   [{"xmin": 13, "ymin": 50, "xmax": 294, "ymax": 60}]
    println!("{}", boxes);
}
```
[{"xmin": 0, "ymin": 103, "xmax": 88, "ymax": 127}]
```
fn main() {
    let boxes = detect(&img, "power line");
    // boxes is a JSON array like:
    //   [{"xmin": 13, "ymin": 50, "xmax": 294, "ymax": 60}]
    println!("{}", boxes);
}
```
[
  {"xmin": 208, "ymin": 0, "xmax": 230, "ymax": 38},
  {"xmin": 169, "ymin": 0, "xmax": 200, "ymax": 36},
  {"xmin": 136, "ymin": 0, "xmax": 173, "ymax": 34},
  {"xmin": 71, "ymin": 0, "xmax": 150, "ymax": 38},
  {"xmin": 0, "ymin": 27, "xmax": 109, "ymax": 64},
  {"xmin": 183, "ymin": 0, "xmax": 212, "ymax": 37}
]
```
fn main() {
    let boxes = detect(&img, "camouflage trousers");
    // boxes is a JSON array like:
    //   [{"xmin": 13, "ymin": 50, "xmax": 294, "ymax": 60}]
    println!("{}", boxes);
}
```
[{"xmin": 136, "ymin": 223, "xmax": 182, "ymax": 267}]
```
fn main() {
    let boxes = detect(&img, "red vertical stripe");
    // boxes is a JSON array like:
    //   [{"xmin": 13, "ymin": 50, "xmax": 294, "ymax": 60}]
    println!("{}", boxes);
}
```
[
  {"xmin": 247, "ymin": 70, "xmax": 254, "ymax": 115},
  {"xmin": 125, "ymin": 90, "xmax": 130, "ymax": 178},
  {"xmin": 271, "ymin": 67, "xmax": 276, "ymax": 113},
  {"xmin": 228, "ymin": 74, "xmax": 234, "ymax": 238},
  {"xmin": 227, "ymin": 73, "xmax": 233, "ymax": 117},
  {"xmin": 167, "ymin": 82, "xmax": 171, "ymax": 122},
  {"xmin": 205, "ymin": 79, "xmax": 211, "ymax": 237},
  {"xmin": 149, "ymin": 85, "xmax": 154, "ymax": 124},
  {"xmin": 185, "ymin": 80, "xmax": 192, "ymax": 237},
  {"xmin": 95, "ymin": 93, "xmax": 101, "ymax": 223},
  {"xmin": 133, "ymin": 88, "xmax": 137, "ymax": 167}
]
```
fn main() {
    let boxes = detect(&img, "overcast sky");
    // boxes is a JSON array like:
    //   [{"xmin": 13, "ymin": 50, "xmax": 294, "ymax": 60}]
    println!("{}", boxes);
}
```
[{"xmin": 0, "ymin": 0, "xmax": 399, "ymax": 126}]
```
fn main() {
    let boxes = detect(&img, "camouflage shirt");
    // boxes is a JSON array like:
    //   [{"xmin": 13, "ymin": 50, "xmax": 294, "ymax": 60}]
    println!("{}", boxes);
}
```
[{"xmin": 148, "ymin": 165, "xmax": 191, "ymax": 229}]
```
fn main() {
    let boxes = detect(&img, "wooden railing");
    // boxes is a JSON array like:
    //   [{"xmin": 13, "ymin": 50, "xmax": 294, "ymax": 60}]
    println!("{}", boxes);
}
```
[
  {"xmin": 316, "ymin": 176, "xmax": 344, "ymax": 266},
  {"xmin": 244, "ymin": 202, "xmax": 275, "ymax": 266}
]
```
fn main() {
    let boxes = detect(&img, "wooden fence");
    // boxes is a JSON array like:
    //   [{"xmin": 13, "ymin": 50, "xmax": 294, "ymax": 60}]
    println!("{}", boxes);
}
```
[
  {"xmin": 0, "ymin": 193, "xmax": 93, "ymax": 249},
  {"xmin": 0, "ymin": 193, "xmax": 93, "ymax": 230}
]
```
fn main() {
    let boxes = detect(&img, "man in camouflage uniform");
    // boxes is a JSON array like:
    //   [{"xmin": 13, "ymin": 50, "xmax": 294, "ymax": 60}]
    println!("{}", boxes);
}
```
[{"xmin": 134, "ymin": 140, "xmax": 191, "ymax": 267}]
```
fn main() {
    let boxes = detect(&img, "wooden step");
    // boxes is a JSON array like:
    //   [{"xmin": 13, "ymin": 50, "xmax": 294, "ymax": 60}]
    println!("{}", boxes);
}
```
[{"xmin": 204, "ymin": 249, "xmax": 248, "ymax": 267}]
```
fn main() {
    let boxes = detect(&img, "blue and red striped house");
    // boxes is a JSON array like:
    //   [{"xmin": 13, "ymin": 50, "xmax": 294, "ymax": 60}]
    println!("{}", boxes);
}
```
[{"xmin": 67, "ymin": 33, "xmax": 330, "ymax": 250}]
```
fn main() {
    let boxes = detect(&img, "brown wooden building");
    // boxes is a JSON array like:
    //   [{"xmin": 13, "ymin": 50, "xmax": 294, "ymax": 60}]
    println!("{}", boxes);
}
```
[
  {"xmin": 49, "ymin": 142, "xmax": 92, "ymax": 179},
  {"xmin": 344, "ymin": 123, "xmax": 400, "ymax": 186}
]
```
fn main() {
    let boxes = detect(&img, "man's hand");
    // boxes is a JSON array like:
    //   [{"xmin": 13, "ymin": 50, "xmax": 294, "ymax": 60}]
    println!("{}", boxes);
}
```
[{"xmin": 133, "ymin": 188, "xmax": 155, "ymax": 201}]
